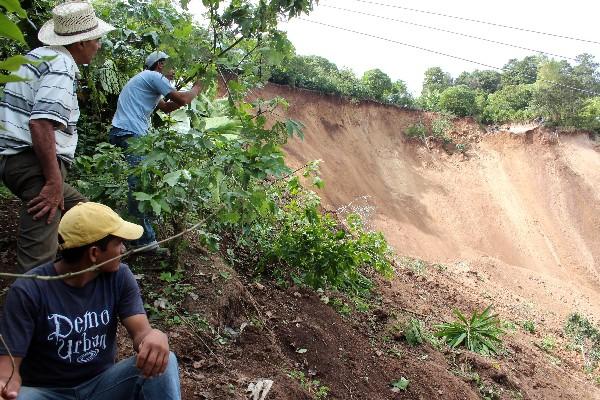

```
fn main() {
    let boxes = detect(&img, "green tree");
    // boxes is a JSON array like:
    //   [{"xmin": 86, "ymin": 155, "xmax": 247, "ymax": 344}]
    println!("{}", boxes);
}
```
[
  {"xmin": 419, "ymin": 67, "xmax": 453, "ymax": 111},
  {"xmin": 483, "ymin": 84, "xmax": 534, "ymax": 123},
  {"xmin": 455, "ymin": 70, "xmax": 501, "ymax": 94},
  {"xmin": 438, "ymin": 85, "xmax": 477, "ymax": 117},
  {"xmin": 572, "ymin": 53, "xmax": 600, "ymax": 94},
  {"xmin": 501, "ymin": 55, "xmax": 544, "ymax": 86},
  {"xmin": 361, "ymin": 68, "xmax": 393, "ymax": 101},
  {"xmin": 531, "ymin": 59, "xmax": 586, "ymax": 125},
  {"xmin": 577, "ymin": 97, "xmax": 600, "ymax": 133},
  {"xmin": 387, "ymin": 79, "xmax": 414, "ymax": 108}
]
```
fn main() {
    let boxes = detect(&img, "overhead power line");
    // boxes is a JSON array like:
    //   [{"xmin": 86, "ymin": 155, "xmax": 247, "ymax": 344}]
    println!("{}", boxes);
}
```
[
  {"xmin": 296, "ymin": 18, "xmax": 600, "ymax": 97},
  {"xmin": 322, "ymin": 4, "xmax": 578, "ymax": 62},
  {"xmin": 344, "ymin": 0, "xmax": 600, "ymax": 46}
]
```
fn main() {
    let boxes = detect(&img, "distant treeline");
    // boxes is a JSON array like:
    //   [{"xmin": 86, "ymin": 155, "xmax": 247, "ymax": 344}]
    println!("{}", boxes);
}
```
[{"xmin": 269, "ymin": 53, "xmax": 600, "ymax": 133}]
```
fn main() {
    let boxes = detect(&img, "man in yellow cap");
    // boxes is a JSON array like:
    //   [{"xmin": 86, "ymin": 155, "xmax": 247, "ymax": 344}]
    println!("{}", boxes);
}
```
[
  {"xmin": 0, "ymin": 202, "xmax": 180, "ymax": 399},
  {"xmin": 0, "ymin": 1, "xmax": 114, "ymax": 271}
]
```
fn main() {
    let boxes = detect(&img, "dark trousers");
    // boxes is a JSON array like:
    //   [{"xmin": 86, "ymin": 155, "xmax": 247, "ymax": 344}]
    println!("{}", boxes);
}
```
[
  {"xmin": 108, "ymin": 132, "xmax": 156, "ymax": 246},
  {"xmin": 0, "ymin": 150, "xmax": 86, "ymax": 271}
]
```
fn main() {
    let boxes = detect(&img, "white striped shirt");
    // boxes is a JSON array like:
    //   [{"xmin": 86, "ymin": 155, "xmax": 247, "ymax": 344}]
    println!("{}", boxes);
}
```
[{"xmin": 0, "ymin": 46, "xmax": 80, "ymax": 162}]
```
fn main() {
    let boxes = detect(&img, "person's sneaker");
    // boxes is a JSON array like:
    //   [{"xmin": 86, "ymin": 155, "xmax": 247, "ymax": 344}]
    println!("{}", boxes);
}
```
[{"xmin": 130, "ymin": 241, "xmax": 170, "ymax": 257}]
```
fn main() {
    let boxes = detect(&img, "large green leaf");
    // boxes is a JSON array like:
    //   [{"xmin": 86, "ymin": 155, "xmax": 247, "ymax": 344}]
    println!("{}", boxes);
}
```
[
  {"xmin": 0, "ymin": 0, "xmax": 26, "ymax": 17},
  {"xmin": 0, "ymin": 13, "xmax": 25, "ymax": 43},
  {"xmin": 0, "ymin": 55, "xmax": 35, "ymax": 71},
  {"xmin": 0, "ymin": 73, "xmax": 26, "ymax": 83}
]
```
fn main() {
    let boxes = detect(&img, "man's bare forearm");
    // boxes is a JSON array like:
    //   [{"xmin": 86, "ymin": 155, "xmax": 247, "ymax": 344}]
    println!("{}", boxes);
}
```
[{"xmin": 29, "ymin": 119, "xmax": 62, "ymax": 184}]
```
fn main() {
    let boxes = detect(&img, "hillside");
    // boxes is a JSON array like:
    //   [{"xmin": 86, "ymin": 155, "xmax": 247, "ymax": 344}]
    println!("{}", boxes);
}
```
[
  {"xmin": 1, "ymin": 84, "xmax": 600, "ymax": 399},
  {"xmin": 264, "ymin": 83, "xmax": 600, "ymax": 325}
]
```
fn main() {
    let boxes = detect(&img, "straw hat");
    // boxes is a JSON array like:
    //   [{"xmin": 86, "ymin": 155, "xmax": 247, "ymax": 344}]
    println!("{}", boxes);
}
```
[{"xmin": 38, "ymin": 1, "xmax": 115, "ymax": 46}]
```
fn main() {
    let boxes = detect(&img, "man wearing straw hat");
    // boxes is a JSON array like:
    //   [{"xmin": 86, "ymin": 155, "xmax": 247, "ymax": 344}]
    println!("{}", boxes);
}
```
[
  {"xmin": 0, "ymin": 1, "xmax": 114, "ymax": 271},
  {"xmin": 0, "ymin": 202, "xmax": 181, "ymax": 399}
]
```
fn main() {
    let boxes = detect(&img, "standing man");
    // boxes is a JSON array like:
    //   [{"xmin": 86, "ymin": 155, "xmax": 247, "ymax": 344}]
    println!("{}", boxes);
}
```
[
  {"xmin": 109, "ymin": 51, "xmax": 202, "ymax": 254},
  {"xmin": 0, "ymin": 202, "xmax": 181, "ymax": 399},
  {"xmin": 0, "ymin": 2, "xmax": 115, "ymax": 271}
]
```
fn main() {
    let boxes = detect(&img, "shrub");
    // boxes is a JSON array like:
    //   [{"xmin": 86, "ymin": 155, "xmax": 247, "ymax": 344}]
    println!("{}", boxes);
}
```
[
  {"xmin": 404, "ymin": 121, "xmax": 427, "ymax": 140},
  {"xmin": 564, "ymin": 313, "xmax": 600, "ymax": 370},
  {"xmin": 435, "ymin": 305, "xmax": 504, "ymax": 355},
  {"xmin": 253, "ymin": 187, "xmax": 395, "ymax": 292},
  {"xmin": 438, "ymin": 85, "xmax": 478, "ymax": 117}
]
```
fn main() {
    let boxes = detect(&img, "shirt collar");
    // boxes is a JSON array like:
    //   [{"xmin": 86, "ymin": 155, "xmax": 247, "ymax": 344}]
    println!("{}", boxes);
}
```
[{"xmin": 48, "ymin": 45, "xmax": 81, "ymax": 77}]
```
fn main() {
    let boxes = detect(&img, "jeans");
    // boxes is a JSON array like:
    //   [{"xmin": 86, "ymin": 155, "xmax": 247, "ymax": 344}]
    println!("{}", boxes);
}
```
[
  {"xmin": 109, "ymin": 129, "xmax": 156, "ymax": 246},
  {"xmin": 0, "ymin": 150, "xmax": 87, "ymax": 271},
  {"xmin": 17, "ymin": 353, "xmax": 181, "ymax": 399}
]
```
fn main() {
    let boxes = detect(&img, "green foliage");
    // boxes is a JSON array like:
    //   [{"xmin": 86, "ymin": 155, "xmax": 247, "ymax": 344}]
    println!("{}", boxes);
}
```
[
  {"xmin": 501, "ymin": 56, "xmax": 544, "ymax": 86},
  {"xmin": 438, "ymin": 85, "xmax": 477, "ymax": 117},
  {"xmin": 538, "ymin": 335, "xmax": 556, "ymax": 353},
  {"xmin": 361, "ymin": 68, "xmax": 393, "ymax": 102},
  {"xmin": 0, "ymin": 0, "xmax": 33, "ymax": 86},
  {"xmin": 456, "ymin": 70, "xmax": 501, "ymax": 94},
  {"xmin": 74, "ymin": 143, "xmax": 129, "ymax": 211},
  {"xmin": 255, "ymin": 191, "xmax": 395, "ymax": 291},
  {"xmin": 387, "ymin": 79, "xmax": 414, "ymax": 108},
  {"xmin": 404, "ymin": 318, "xmax": 425, "ymax": 346},
  {"xmin": 404, "ymin": 121, "xmax": 427, "ymax": 141},
  {"xmin": 564, "ymin": 313, "xmax": 600, "ymax": 370},
  {"xmin": 270, "ymin": 54, "xmax": 413, "ymax": 107},
  {"xmin": 419, "ymin": 66, "xmax": 453, "ymax": 111},
  {"xmin": 578, "ymin": 97, "xmax": 600, "ymax": 133},
  {"xmin": 531, "ymin": 59, "xmax": 587, "ymax": 126},
  {"xmin": 390, "ymin": 377, "xmax": 409, "ymax": 392},
  {"xmin": 287, "ymin": 370, "xmax": 330, "ymax": 399},
  {"xmin": 435, "ymin": 305, "xmax": 504, "ymax": 355},
  {"xmin": 431, "ymin": 114, "xmax": 454, "ymax": 142},
  {"xmin": 483, "ymin": 84, "xmax": 534, "ymax": 124},
  {"xmin": 521, "ymin": 320, "xmax": 536, "ymax": 334}
]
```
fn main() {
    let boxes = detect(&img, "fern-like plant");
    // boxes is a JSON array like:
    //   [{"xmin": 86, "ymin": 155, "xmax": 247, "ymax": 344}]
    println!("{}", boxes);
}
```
[{"xmin": 434, "ymin": 305, "xmax": 504, "ymax": 355}]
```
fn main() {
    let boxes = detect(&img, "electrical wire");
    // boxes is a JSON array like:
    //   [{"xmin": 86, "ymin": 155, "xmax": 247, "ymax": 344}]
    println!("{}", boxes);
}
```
[
  {"xmin": 321, "ymin": 4, "xmax": 578, "ymax": 62},
  {"xmin": 343, "ymin": 0, "xmax": 600, "ymax": 45},
  {"xmin": 296, "ymin": 18, "xmax": 600, "ymax": 96}
]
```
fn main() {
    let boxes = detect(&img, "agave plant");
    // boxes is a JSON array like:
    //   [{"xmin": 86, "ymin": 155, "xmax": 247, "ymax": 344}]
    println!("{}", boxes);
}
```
[{"xmin": 434, "ymin": 305, "xmax": 504, "ymax": 355}]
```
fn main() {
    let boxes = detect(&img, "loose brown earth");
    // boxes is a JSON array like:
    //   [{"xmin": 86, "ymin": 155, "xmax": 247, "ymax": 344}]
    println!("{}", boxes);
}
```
[{"xmin": 1, "ymin": 84, "xmax": 600, "ymax": 399}]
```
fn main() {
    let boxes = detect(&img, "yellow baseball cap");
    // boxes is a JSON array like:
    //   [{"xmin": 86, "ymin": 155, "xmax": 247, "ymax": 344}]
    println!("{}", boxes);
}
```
[{"xmin": 58, "ymin": 202, "xmax": 143, "ymax": 249}]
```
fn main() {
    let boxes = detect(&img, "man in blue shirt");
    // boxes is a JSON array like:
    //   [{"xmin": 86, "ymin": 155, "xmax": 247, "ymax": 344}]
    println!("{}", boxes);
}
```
[
  {"xmin": 0, "ymin": 202, "xmax": 180, "ymax": 399},
  {"xmin": 109, "ymin": 51, "xmax": 202, "ymax": 254}
]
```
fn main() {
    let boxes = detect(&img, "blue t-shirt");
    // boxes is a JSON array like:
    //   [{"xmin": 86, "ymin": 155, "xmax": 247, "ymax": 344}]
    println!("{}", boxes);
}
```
[
  {"xmin": 0, "ymin": 262, "xmax": 145, "ymax": 388},
  {"xmin": 111, "ymin": 70, "xmax": 174, "ymax": 136}
]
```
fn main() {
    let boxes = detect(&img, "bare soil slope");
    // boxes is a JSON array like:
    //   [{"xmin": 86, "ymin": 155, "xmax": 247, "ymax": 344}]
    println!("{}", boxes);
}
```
[{"xmin": 262, "ymin": 84, "xmax": 600, "ymax": 322}]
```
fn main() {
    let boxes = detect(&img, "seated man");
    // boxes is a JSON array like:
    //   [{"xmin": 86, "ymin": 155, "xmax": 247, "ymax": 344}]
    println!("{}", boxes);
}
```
[{"xmin": 0, "ymin": 202, "xmax": 180, "ymax": 399}]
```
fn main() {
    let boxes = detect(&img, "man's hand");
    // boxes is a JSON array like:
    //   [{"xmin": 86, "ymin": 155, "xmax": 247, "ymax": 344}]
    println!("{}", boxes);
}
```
[
  {"xmin": 29, "ymin": 119, "xmax": 64, "ymax": 224},
  {"xmin": 136, "ymin": 329, "xmax": 169, "ymax": 378},
  {"xmin": 0, "ymin": 376, "xmax": 20, "ymax": 400},
  {"xmin": 0, "ymin": 356, "xmax": 22, "ymax": 400},
  {"xmin": 27, "ymin": 180, "xmax": 64, "ymax": 223}
]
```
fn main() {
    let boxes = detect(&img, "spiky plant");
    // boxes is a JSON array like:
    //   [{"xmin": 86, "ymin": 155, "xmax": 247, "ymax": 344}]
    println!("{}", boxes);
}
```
[{"xmin": 434, "ymin": 305, "xmax": 504, "ymax": 355}]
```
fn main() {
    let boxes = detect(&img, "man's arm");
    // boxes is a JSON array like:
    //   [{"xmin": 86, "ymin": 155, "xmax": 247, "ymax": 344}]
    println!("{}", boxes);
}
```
[
  {"xmin": 121, "ymin": 314, "xmax": 169, "ymax": 378},
  {"xmin": 27, "ymin": 119, "xmax": 64, "ymax": 223},
  {"xmin": 0, "ymin": 356, "xmax": 22, "ymax": 400},
  {"xmin": 164, "ymin": 80, "xmax": 202, "ymax": 108},
  {"xmin": 156, "ymin": 99, "xmax": 181, "ymax": 114}
]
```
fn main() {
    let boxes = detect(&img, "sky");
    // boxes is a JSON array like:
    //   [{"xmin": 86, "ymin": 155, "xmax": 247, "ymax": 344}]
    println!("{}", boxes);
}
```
[
  {"xmin": 280, "ymin": 0, "xmax": 600, "ymax": 94},
  {"xmin": 189, "ymin": 0, "xmax": 600, "ymax": 95}
]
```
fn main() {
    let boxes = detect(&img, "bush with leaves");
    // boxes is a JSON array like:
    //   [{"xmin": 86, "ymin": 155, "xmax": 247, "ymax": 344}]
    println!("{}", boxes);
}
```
[
  {"xmin": 483, "ymin": 84, "xmax": 534, "ymax": 124},
  {"xmin": 435, "ymin": 305, "xmax": 504, "ymax": 355},
  {"xmin": 438, "ymin": 85, "xmax": 478, "ymax": 117},
  {"xmin": 246, "ymin": 180, "xmax": 395, "ymax": 292}
]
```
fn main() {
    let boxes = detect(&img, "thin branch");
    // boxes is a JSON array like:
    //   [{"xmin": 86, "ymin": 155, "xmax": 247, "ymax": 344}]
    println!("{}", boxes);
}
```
[
  {"xmin": 216, "ymin": 36, "xmax": 245, "ymax": 59},
  {"xmin": 0, "ymin": 209, "xmax": 221, "ymax": 281},
  {"xmin": 234, "ymin": 40, "xmax": 260, "ymax": 70}
]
